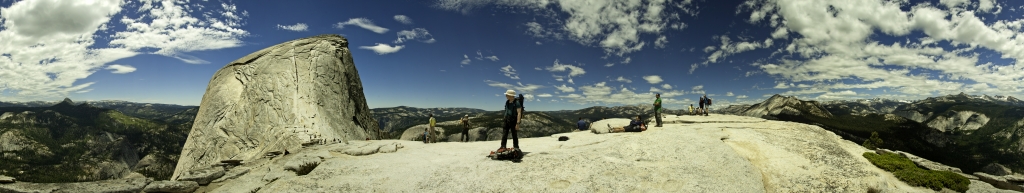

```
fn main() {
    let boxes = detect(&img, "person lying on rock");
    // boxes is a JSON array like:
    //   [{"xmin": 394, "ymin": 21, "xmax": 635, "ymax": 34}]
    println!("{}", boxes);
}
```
[{"xmin": 608, "ymin": 115, "xmax": 647, "ymax": 133}]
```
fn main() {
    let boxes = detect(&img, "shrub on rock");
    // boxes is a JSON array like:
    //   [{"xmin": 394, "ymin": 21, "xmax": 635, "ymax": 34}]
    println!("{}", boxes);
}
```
[
  {"xmin": 861, "ymin": 131, "xmax": 883, "ymax": 150},
  {"xmin": 863, "ymin": 152, "xmax": 969, "ymax": 192}
]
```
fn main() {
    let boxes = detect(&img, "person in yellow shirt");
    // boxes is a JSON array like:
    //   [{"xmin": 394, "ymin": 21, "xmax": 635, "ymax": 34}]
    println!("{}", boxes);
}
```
[
  {"xmin": 689, "ymin": 104, "xmax": 695, "ymax": 115},
  {"xmin": 427, "ymin": 114, "xmax": 436, "ymax": 143}
]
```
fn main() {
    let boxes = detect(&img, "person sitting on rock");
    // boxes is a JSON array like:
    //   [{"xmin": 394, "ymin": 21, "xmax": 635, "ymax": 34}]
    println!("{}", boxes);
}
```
[
  {"xmin": 608, "ymin": 115, "xmax": 647, "ymax": 133},
  {"xmin": 577, "ymin": 117, "xmax": 589, "ymax": 131}
]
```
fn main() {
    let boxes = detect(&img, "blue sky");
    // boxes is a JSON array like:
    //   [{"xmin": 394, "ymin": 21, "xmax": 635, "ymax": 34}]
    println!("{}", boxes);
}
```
[{"xmin": 2, "ymin": 0, "xmax": 1024, "ymax": 111}]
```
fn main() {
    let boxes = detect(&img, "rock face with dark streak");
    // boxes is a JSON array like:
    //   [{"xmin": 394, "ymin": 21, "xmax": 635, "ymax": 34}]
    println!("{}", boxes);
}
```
[{"xmin": 172, "ymin": 34, "xmax": 381, "ymax": 180}]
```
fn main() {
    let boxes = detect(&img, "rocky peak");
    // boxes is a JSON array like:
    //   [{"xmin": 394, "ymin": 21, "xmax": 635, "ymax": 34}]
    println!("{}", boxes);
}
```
[
  {"xmin": 741, "ymin": 94, "xmax": 833, "ymax": 119},
  {"xmin": 173, "ymin": 34, "xmax": 382, "ymax": 180},
  {"xmin": 61, "ymin": 98, "xmax": 73, "ymax": 104}
]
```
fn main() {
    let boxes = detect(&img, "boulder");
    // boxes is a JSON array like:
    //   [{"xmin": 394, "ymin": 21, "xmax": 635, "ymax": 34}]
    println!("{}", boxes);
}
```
[
  {"xmin": 894, "ymin": 150, "xmax": 963, "ymax": 173},
  {"xmin": 982, "ymin": 163, "xmax": 1014, "ymax": 176},
  {"xmin": 212, "ymin": 167, "xmax": 251, "ymax": 184},
  {"xmin": 143, "ymin": 180, "xmax": 199, "ymax": 193},
  {"xmin": 0, "ymin": 177, "xmax": 150, "ymax": 193},
  {"xmin": 926, "ymin": 111, "xmax": 989, "ymax": 133},
  {"xmin": 177, "ymin": 167, "xmax": 225, "ymax": 185},
  {"xmin": 0, "ymin": 175, "xmax": 13, "ymax": 183},
  {"xmin": 974, "ymin": 172, "xmax": 1024, "ymax": 192},
  {"xmin": 172, "ymin": 34, "xmax": 382, "ymax": 180},
  {"xmin": 968, "ymin": 179, "xmax": 1019, "ymax": 193}
]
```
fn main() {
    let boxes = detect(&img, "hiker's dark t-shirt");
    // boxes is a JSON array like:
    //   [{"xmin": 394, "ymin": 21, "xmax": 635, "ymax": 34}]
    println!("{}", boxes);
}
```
[
  {"xmin": 577, "ymin": 120, "xmax": 588, "ymax": 130},
  {"xmin": 504, "ymin": 100, "xmax": 521, "ymax": 125}
]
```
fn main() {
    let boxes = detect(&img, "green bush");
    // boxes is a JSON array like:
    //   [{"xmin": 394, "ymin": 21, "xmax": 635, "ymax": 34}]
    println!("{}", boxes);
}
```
[
  {"xmin": 863, "ymin": 152, "xmax": 969, "ymax": 192},
  {"xmin": 862, "ymin": 131, "xmax": 884, "ymax": 150}
]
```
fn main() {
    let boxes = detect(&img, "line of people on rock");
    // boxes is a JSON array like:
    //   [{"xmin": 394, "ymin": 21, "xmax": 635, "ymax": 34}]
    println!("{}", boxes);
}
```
[{"xmin": 421, "ymin": 90, "xmax": 715, "ymax": 156}]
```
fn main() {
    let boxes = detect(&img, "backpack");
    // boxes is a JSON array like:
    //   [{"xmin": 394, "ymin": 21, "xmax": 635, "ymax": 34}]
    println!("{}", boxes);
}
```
[
  {"xmin": 707, "ymin": 98, "xmax": 712, "ymax": 106},
  {"xmin": 517, "ymin": 94, "xmax": 525, "ymax": 112}
]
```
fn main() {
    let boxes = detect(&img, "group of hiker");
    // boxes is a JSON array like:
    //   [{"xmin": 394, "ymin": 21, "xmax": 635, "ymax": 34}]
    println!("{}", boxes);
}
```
[{"xmin": 424, "ymin": 90, "xmax": 712, "ymax": 157}]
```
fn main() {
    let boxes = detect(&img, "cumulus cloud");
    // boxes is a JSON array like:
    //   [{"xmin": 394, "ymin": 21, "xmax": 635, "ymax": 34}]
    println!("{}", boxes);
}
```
[
  {"xmin": 106, "ymin": 64, "xmax": 136, "ymax": 74},
  {"xmin": 334, "ymin": 18, "xmax": 389, "ymax": 34},
  {"xmin": 537, "ymin": 93, "xmax": 553, "ymax": 97},
  {"xmin": 485, "ymin": 56, "xmax": 499, "ymax": 61},
  {"xmin": 736, "ymin": 95, "xmax": 749, "ymax": 99},
  {"xmin": 642, "ymin": 75, "xmax": 663, "ymax": 84},
  {"xmin": 661, "ymin": 84, "xmax": 672, "ymax": 90},
  {"xmin": 436, "ymin": 0, "xmax": 699, "ymax": 56},
  {"xmin": 604, "ymin": 63, "xmax": 615, "ymax": 67},
  {"xmin": 485, "ymin": 80, "xmax": 544, "ymax": 94},
  {"xmin": 461, "ymin": 54, "xmax": 471, "ymax": 65},
  {"xmin": 556, "ymin": 81, "xmax": 689, "ymax": 106},
  {"xmin": 0, "ymin": 0, "xmax": 248, "ymax": 100},
  {"xmin": 394, "ymin": 15, "xmax": 413, "ymax": 24},
  {"xmin": 615, "ymin": 76, "xmax": 632, "ymax": 83},
  {"xmin": 277, "ymin": 23, "xmax": 308, "ymax": 31},
  {"xmin": 735, "ymin": 0, "xmax": 1024, "ymax": 99},
  {"xmin": 554, "ymin": 84, "xmax": 576, "ymax": 93},
  {"xmin": 500, "ymin": 65, "xmax": 519, "ymax": 79},
  {"xmin": 359, "ymin": 43, "xmax": 404, "ymax": 55},
  {"xmin": 394, "ymin": 28, "xmax": 436, "ymax": 44},
  {"xmin": 726, "ymin": 92, "xmax": 735, "ymax": 96},
  {"xmin": 471, "ymin": 50, "xmax": 500, "ymax": 62},
  {"xmin": 545, "ymin": 59, "xmax": 587, "ymax": 77},
  {"xmin": 621, "ymin": 57, "xmax": 632, "ymax": 64},
  {"xmin": 654, "ymin": 35, "xmax": 668, "ymax": 48}
]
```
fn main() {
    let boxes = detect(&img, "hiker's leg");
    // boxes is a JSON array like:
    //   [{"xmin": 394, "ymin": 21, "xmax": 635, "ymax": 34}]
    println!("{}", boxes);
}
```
[
  {"xmin": 655, "ymin": 111, "xmax": 663, "ymax": 126},
  {"xmin": 611, "ymin": 127, "xmax": 624, "ymax": 133},
  {"xmin": 500, "ymin": 123, "xmax": 510, "ymax": 148},
  {"xmin": 511, "ymin": 124, "xmax": 520, "ymax": 149}
]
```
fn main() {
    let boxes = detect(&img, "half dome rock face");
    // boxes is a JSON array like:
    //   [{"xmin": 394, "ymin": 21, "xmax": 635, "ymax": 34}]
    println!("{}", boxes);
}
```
[{"xmin": 172, "ymin": 34, "xmax": 381, "ymax": 180}]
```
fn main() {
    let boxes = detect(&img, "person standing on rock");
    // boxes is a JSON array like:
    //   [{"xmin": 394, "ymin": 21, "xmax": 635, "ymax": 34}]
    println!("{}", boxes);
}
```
[
  {"xmin": 654, "ymin": 93, "xmax": 663, "ymax": 127},
  {"xmin": 689, "ymin": 104, "xmax": 695, "ymax": 115},
  {"xmin": 699, "ymin": 95, "xmax": 706, "ymax": 116},
  {"xmin": 705, "ymin": 95, "xmax": 712, "ymax": 116},
  {"xmin": 460, "ymin": 115, "xmax": 471, "ymax": 142},
  {"xmin": 427, "ymin": 114, "xmax": 436, "ymax": 143},
  {"xmin": 498, "ymin": 89, "xmax": 522, "ymax": 153}
]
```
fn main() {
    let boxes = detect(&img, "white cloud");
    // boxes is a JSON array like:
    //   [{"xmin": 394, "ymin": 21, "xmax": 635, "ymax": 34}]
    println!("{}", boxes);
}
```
[
  {"xmin": 554, "ymin": 84, "xmax": 576, "ymax": 93},
  {"xmin": 536, "ymin": 41, "xmax": 543, "ymax": 45},
  {"xmin": 736, "ymin": 95, "xmax": 749, "ymax": 99},
  {"xmin": 111, "ymin": 1, "xmax": 249, "ymax": 64},
  {"xmin": 615, "ymin": 76, "xmax": 632, "ymax": 83},
  {"xmin": 485, "ymin": 80, "xmax": 544, "ymax": 94},
  {"xmin": 106, "ymin": 64, "xmax": 137, "ymax": 74},
  {"xmin": 500, "ymin": 65, "xmax": 519, "ymax": 79},
  {"xmin": 654, "ymin": 35, "xmax": 668, "ymax": 48},
  {"xmin": 604, "ymin": 63, "xmax": 615, "ymax": 67},
  {"xmin": 277, "ymin": 23, "xmax": 308, "ymax": 32},
  {"xmin": 334, "ymin": 18, "xmax": 389, "ymax": 34},
  {"xmin": 394, "ymin": 28, "xmax": 436, "ymax": 44},
  {"xmin": 461, "ymin": 54, "xmax": 471, "ymax": 65},
  {"xmin": 545, "ymin": 59, "xmax": 586, "ymax": 77},
  {"xmin": 691, "ymin": 85, "xmax": 703, "ymax": 90},
  {"xmin": 359, "ymin": 43, "xmax": 404, "ymax": 55},
  {"xmin": 642, "ymin": 75, "xmax": 663, "ymax": 84},
  {"xmin": 0, "ymin": 0, "xmax": 247, "ymax": 100},
  {"xmin": 394, "ymin": 15, "xmax": 413, "ymax": 24},
  {"xmin": 736, "ymin": 0, "xmax": 1024, "ymax": 98},
  {"xmin": 621, "ymin": 57, "xmax": 632, "ymax": 64},
  {"xmin": 726, "ymin": 92, "xmax": 735, "ymax": 96},
  {"xmin": 436, "ymin": 0, "xmax": 699, "ymax": 56},
  {"xmin": 660, "ymin": 84, "xmax": 672, "ymax": 90},
  {"xmin": 485, "ymin": 56, "xmax": 499, "ymax": 61},
  {"xmin": 537, "ymin": 93, "xmax": 553, "ymax": 97}
]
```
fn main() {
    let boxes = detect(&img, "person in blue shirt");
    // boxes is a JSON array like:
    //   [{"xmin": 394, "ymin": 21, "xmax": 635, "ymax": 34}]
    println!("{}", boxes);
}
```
[
  {"xmin": 609, "ymin": 115, "xmax": 647, "ymax": 133},
  {"xmin": 577, "ymin": 117, "xmax": 589, "ymax": 131}
]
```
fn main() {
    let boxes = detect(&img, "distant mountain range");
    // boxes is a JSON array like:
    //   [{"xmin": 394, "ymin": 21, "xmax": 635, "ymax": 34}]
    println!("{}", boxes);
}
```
[
  {"xmin": 0, "ymin": 98, "xmax": 198, "ymax": 183},
  {"xmin": 720, "ymin": 93, "xmax": 1024, "ymax": 175}
]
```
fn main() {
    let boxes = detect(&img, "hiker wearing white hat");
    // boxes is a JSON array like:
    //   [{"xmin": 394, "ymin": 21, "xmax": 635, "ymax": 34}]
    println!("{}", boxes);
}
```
[
  {"xmin": 460, "ymin": 114, "xmax": 471, "ymax": 142},
  {"xmin": 497, "ymin": 89, "xmax": 522, "ymax": 153}
]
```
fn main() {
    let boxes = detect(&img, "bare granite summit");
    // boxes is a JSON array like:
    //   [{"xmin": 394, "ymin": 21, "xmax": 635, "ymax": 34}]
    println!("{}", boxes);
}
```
[
  {"xmin": 172, "ymin": 34, "xmax": 382, "ymax": 180},
  {"xmin": 191, "ymin": 114, "xmax": 936, "ymax": 192}
]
